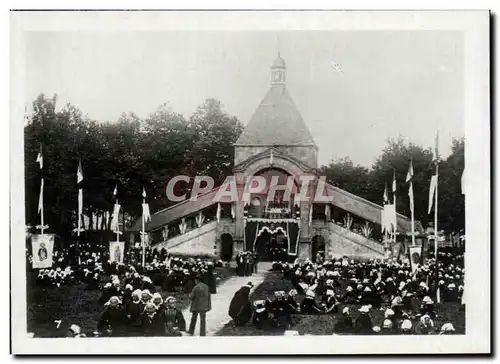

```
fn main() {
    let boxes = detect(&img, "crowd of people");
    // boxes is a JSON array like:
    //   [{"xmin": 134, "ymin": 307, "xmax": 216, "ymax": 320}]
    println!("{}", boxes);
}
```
[
  {"xmin": 235, "ymin": 251, "xmax": 259, "ymax": 277},
  {"xmin": 228, "ymin": 248, "xmax": 464, "ymax": 335},
  {"xmin": 29, "ymin": 241, "xmax": 224, "ymax": 292},
  {"xmin": 27, "ymin": 239, "xmax": 226, "ymax": 337}
]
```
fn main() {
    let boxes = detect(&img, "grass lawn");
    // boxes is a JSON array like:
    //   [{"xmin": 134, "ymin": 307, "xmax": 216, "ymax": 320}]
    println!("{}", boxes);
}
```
[
  {"xmin": 27, "ymin": 266, "xmax": 235, "ymax": 337},
  {"xmin": 216, "ymin": 272, "xmax": 465, "ymax": 336}
]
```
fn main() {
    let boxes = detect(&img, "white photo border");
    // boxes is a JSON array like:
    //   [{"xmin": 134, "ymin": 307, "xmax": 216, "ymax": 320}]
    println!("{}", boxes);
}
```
[{"xmin": 10, "ymin": 10, "xmax": 490, "ymax": 354}]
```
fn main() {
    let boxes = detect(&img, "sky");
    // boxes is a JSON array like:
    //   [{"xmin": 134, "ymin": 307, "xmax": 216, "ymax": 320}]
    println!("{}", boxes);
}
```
[{"xmin": 25, "ymin": 30, "xmax": 464, "ymax": 168}]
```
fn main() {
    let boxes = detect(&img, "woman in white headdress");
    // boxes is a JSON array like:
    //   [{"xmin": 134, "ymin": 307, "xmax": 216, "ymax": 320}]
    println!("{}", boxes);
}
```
[{"xmin": 415, "ymin": 314, "xmax": 435, "ymax": 335}]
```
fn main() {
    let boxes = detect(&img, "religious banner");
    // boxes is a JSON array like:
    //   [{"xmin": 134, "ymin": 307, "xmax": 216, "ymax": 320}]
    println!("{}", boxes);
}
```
[
  {"xmin": 31, "ymin": 234, "xmax": 55, "ymax": 269},
  {"xmin": 409, "ymin": 245, "xmax": 422, "ymax": 273},
  {"xmin": 109, "ymin": 241, "xmax": 125, "ymax": 264},
  {"xmin": 244, "ymin": 221, "xmax": 259, "ymax": 251},
  {"xmin": 287, "ymin": 221, "xmax": 300, "ymax": 256}
]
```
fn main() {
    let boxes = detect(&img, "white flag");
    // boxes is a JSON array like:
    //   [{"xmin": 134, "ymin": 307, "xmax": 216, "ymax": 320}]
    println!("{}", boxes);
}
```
[
  {"xmin": 408, "ymin": 183, "xmax": 414, "ymax": 213},
  {"xmin": 38, "ymin": 179, "xmax": 44, "ymax": 214},
  {"xmin": 428, "ymin": 175, "xmax": 438, "ymax": 214},
  {"xmin": 385, "ymin": 204, "xmax": 397, "ymax": 232},
  {"xmin": 78, "ymin": 188, "xmax": 83, "ymax": 217},
  {"xmin": 216, "ymin": 203, "xmax": 221, "ymax": 223},
  {"xmin": 111, "ymin": 203, "xmax": 121, "ymax": 232},
  {"xmin": 309, "ymin": 204, "xmax": 313, "ymax": 226},
  {"xmin": 36, "ymin": 144, "xmax": 43, "ymax": 170},
  {"xmin": 406, "ymin": 159, "xmax": 413, "ymax": 183},
  {"xmin": 383, "ymin": 182, "xmax": 389, "ymax": 205},
  {"xmin": 381, "ymin": 205, "xmax": 387, "ymax": 233},
  {"xmin": 31, "ymin": 234, "xmax": 55, "ymax": 269},
  {"xmin": 77, "ymin": 160, "xmax": 83, "ymax": 184},
  {"xmin": 392, "ymin": 169, "xmax": 397, "ymax": 193},
  {"xmin": 142, "ymin": 203, "xmax": 151, "ymax": 224}
]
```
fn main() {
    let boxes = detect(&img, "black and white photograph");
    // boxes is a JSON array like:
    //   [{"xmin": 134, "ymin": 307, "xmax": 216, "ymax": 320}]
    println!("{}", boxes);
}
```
[{"xmin": 9, "ymin": 10, "xmax": 490, "ymax": 354}]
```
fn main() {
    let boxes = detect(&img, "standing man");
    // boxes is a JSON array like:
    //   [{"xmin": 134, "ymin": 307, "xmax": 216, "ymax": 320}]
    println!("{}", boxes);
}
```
[
  {"xmin": 188, "ymin": 275, "xmax": 211, "ymax": 336},
  {"xmin": 253, "ymin": 252, "xmax": 259, "ymax": 274}
]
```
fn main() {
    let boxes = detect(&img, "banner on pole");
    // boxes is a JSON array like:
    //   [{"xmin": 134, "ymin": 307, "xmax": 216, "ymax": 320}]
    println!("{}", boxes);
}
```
[
  {"xmin": 31, "ymin": 234, "xmax": 55, "ymax": 269},
  {"xmin": 109, "ymin": 241, "xmax": 125, "ymax": 264},
  {"xmin": 409, "ymin": 245, "xmax": 422, "ymax": 273}
]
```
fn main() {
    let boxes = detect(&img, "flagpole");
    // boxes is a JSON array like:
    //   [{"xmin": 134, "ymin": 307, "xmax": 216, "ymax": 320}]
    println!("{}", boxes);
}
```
[
  {"xmin": 393, "ymin": 169, "xmax": 397, "ymax": 244},
  {"xmin": 142, "ymin": 195, "xmax": 146, "ymax": 268},
  {"xmin": 40, "ymin": 179, "xmax": 45, "ymax": 234},
  {"xmin": 115, "ymin": 198, "xmax": 120, "ymax": 243},
  {"xmin": 434, "ymin": 161, "xmax": 439, "ymax": 301},
  {"xmin": 410, "ymin": 182, "xmax": 415, "ymax": 246},
  {"xmin": 35, "ymin": 143, "xmax": 49, "ymax": 235},
  {"xmin": 433, "ymin": 131, "xmax": 440, "ymax": 303}
]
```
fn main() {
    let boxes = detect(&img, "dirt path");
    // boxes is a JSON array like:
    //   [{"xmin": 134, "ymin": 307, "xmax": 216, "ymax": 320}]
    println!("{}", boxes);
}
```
[{"xmin": 182, "ymin": 262, "xmax": 272, "ymax": 336}]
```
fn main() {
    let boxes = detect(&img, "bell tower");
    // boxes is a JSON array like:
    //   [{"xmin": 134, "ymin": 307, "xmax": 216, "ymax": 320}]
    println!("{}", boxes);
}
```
[{"xmin": 271, "ymin": 52, "xmax": 286, "ymax": 85}]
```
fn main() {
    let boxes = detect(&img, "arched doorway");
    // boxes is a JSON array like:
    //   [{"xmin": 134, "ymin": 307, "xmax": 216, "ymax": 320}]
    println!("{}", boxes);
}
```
[
  {"xmin": 220, "ymin": 233, "xmax": 234, "ymax": 262},
  {"xmin": 311, "ymin": 235, "xmax": 326, "ymax": 263},
  {"xmin": 254, "ymin": 228, "xmax": 289, "ymax": 262}
]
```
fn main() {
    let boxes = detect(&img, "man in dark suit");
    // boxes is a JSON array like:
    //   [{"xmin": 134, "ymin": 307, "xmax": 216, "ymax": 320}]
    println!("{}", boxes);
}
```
[{"xmin": 188, "ymin": 275, "xmax": 211, "ymax": 336}]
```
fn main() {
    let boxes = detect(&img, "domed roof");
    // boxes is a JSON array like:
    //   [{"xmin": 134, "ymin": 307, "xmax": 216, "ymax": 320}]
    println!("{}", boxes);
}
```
[{"xmin": 272, "ymin": 53, "xmax": 286, "ymax": 68}]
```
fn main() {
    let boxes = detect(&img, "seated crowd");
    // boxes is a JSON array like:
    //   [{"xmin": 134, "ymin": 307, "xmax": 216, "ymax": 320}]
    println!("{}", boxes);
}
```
[
  {"xmin": 229, "ymin": 248, "xmax": 464, "ymax": 335},
  {"xmin": 29, "ymin": 241, "xmax": 225, "ymax": 337}
]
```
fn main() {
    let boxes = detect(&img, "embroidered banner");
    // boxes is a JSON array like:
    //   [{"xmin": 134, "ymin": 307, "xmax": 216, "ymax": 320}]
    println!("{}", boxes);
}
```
[{"xmin": 31, "ymin": 234, "xmax": 55, "ymax": 269}]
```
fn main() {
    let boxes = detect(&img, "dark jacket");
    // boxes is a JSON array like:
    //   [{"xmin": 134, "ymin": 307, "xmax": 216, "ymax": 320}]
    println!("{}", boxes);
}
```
[
  {"xmin": 354, "ymin": 313, "xmax": 374, "ymax": 335},
  {"xmin": 139, "ymin": 311, "xmax": 166, "ymax": 337},
  {"xmin": 335, "ymin": 315, "xmax": 354, "ymax": 334},
  {"xmin": 229, "ymin": 286, "xmax": 252, "ymax": 324},
  {"xmin": 97, "ymin": 306, "xmax": 128, "ymax": 336},
  {"xmin": 190, "ymin": 281, "xmax": 211, "ymax": 313}
]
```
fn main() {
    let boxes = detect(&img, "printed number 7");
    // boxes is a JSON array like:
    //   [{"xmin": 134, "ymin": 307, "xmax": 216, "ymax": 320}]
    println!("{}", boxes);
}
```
[{"xmin": 54, "ymin": 320, "xmax": 62, "ymax": 328}]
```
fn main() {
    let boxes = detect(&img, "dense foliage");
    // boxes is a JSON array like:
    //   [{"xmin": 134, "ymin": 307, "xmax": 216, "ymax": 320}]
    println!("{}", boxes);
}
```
[{"xmin": 25, "ymin": 94, "xmax": 243, "ymax": 241}]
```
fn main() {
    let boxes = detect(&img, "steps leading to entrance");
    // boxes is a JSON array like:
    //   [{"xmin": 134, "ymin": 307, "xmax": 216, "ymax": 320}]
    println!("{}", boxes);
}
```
[
  {"xmin": 155, "ymin": 221, "xmax": 218, "ymax": 257},
  {"xmin": 328, "ymin": 222, "xmax": 385, "ymax": 258}
]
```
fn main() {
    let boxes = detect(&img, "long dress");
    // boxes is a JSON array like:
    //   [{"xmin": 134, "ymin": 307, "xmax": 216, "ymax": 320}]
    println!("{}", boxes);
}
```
[{"xmin": 228, "ymin": 286, "xmax": 252, "ymax": 326}]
